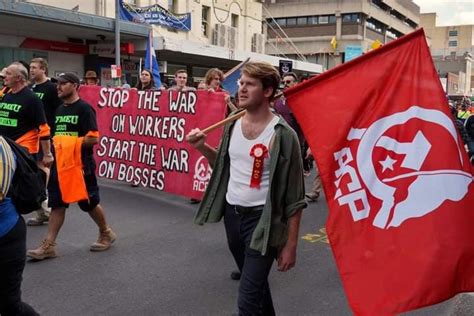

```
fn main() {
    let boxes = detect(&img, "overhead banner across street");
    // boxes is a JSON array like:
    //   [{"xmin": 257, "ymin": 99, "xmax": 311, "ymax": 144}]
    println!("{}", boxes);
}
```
[
  {"xmin": 79, "ymin": 86, "xmax": 227, "ymax": 199},
  {"xmin": 119, "ymin": 0, "xmax": 191, "ymax": 31},
  {"xmin": 285, "ymin": 29, "xmax": 474, "ymax": 315}
]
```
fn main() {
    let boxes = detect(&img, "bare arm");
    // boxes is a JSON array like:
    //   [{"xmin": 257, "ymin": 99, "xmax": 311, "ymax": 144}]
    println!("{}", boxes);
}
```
[
  {"xmin": 277, "ymin": 209, "xmax": 303, "ymax": 272},
  {"xmin": 40, "ymin": 139, "xmax": 53, "ymax": 168},
  {"xmin": 185, "ymin": 128, "xmax": 218, "ymax": 166},
  {"xmin": 83, "ymin": 136, "xmax": 99, "ymax": 147}
]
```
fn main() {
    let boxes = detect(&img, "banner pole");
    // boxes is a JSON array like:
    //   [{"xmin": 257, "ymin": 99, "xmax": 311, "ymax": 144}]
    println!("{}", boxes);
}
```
[{"xmin": 115, "ymin": 0, "xmax": 121, "ymax": 87}]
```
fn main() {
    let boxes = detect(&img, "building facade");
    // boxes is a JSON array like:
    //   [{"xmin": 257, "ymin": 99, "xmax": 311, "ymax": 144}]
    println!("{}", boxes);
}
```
[
  {"xmin": 263, "ymin": 0, "xmax": 420, "ymax": 70},
  {"xmin": 0, "ymin": 0, "xmax": 148, "ymax": 85},
  {"xmin": 420, "ymin": 13, "xmax": 473, "ymax": 96},
  {"xmin": 10, "ymin": 0, "xmax": 322, "ymax": 87}
]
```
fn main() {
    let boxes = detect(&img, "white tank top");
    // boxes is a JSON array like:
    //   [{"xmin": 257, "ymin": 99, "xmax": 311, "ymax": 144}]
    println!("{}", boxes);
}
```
[{"xmin": 226, "ymin": 115, "xmax": 279, "ymax": 206}]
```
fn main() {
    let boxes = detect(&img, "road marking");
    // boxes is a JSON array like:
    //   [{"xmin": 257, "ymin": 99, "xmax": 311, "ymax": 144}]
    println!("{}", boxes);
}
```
[{"xmin": 301, "ymin": 227, "xmax": 330, "ymax": 244}]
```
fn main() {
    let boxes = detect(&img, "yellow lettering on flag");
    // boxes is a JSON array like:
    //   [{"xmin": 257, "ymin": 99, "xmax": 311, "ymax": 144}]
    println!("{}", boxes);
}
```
[{"xmin": 330, "ymin": 36, "xmax": 337, "ymax": 50}]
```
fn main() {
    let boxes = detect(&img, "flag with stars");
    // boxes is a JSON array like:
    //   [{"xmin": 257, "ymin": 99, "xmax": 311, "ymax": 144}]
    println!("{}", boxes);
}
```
[{"xmin": 285, "ymin": 29, "xmax": 474, "ymax": 315}]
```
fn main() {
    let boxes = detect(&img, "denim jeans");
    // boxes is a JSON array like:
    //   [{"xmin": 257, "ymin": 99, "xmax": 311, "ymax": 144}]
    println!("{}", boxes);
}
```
[
  {"xmin": 0, "ymin": 217, "xmax": 39, "ymax": 316},
  {"xmin": 224, "ymin": 202, "xmax": 277, "ymax": 316}
]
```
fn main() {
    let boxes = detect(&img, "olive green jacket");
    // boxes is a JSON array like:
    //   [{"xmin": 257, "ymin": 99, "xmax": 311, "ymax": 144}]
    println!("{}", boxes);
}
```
[{"xmin": 194, "ymin": 112, "xmax": 307, "ymax": 255}]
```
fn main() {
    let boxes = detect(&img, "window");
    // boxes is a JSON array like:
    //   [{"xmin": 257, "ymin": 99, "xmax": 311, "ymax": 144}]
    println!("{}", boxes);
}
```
[
  {"xmin": 365, "ymin": 18, "xmax": 384, "ymax": 33},
  {"xmin": 319, "ymin": 16, "xmax": 329, "ymax": 24},
  {"xmin": 276, "ymin": 18, "xmax": 286, "ymax": 27},
  {"xmin": 386, "ymin": 29, "xmax": 398, "ymax": 39},
  {"xmin": 231, "ymin": 14, "xmax": 239, "ymax": 28},
  {"xmin": 449, "ymin": 30, "xmax": 458, "ymax": 37},
  {"xmin": 329, "ymin": 15, "xmax": 336, "ymax": 24},
  {"xmin": 297, "ymin": 17, "xmax": 308, "ymax": 26},
  {"xmin": 202, "ymin": 6, "xmax": 210, "ymax": 37},
  {"xmin": 286, "ymin": 18, "xmax": 297, "ymax": 26},
  {"xmin": 308, "ymin": 16, "xmax": 318, "ymax": 25},
  {"xmin": 168, "ymin": 0, "xmax": 176, "ymax": 12},
  {"xmin": 343, "ymin": 13, "xmax": 361, "ymax": 23},
  {"xmin": 448, "ymin": 40, "xmax": 458, "ymax": 47}
]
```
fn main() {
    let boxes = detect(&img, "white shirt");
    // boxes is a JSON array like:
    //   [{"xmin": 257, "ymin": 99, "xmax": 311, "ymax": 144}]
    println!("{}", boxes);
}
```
[{"xmin": 226, "ymin": 115, "xmax": 279, "ymax": 206}]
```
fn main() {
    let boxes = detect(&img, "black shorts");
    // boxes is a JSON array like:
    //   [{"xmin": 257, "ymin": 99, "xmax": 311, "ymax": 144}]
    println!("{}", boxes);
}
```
[{"xmin": 47, "ymin": 158, "xmax": 100, "ymax": 212}]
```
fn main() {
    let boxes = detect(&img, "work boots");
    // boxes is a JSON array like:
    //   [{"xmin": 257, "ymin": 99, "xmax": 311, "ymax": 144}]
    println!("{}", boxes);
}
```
[
  {"xmin": 27, "ymin": 239, "xmax": 57, "ymax": 260},
  {"xmin": 26, "ymin": 202, "xmax": 51, "ymax": 226},
  {"xmin": 90, "ymin": 227, "xmax": 117, "ymax": 252}
]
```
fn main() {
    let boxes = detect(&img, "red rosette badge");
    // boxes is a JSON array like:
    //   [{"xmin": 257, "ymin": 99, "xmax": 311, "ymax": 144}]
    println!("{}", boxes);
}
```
[{"xmin": 249, "ymin": 144, "xmax": 269, "ymax": 189}]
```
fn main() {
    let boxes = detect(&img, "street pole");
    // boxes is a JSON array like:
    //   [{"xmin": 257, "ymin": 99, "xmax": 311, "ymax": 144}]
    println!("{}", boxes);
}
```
[{"xmin": 114, "ymin": 0, "xmax": 121, "ymax": 86}]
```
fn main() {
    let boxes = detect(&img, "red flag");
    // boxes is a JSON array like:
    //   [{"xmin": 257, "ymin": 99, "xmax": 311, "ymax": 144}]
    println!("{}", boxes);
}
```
[{"xmin": 285, "ymin": 29, "xmax": 474, "ymax": 315}]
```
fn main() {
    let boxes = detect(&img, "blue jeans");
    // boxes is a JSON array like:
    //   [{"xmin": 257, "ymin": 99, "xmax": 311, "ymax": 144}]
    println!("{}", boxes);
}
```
[{"xmin": 224, "ymin": 203, "xmax": 277, "ymax": 316}]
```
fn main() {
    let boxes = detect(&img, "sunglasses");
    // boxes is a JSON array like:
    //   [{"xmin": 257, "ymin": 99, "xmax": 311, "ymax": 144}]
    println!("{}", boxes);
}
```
[{"xmin": 283, "ymin": 80, "xmax": 294, "ymax": 84}]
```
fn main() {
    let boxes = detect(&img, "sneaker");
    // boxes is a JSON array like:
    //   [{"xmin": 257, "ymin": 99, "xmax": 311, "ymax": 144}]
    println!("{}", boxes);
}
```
[
  {"xmin": 90, "ymin": 227, "xmax": 117, "ymax": 252},
  {"xmin": 27, "ymin": 239, "xmax": 57, "ymax": 260},
  {"xmin": 26, "ymin": 212, "xmax": 50, "ymax": 226},
  {"xmin": 230, "ymin": 270, "xmax": 241, "ymax": 281},
  {"xmin": 305, "ymin": 192, "xmax": 320, "ymax": 202}
]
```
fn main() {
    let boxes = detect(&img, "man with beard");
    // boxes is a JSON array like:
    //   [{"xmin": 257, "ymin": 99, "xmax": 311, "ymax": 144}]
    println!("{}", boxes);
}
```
[{"xmin": 27, "ymin": 73, "xmax": 116, "ymax": 260}]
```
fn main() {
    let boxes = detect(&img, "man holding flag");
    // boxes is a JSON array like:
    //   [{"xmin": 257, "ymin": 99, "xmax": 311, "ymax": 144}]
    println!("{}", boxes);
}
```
[
  {"xmin": 285, "ymin": 29, "xmax": 474, "ymax": 315},
  {"xmin": 186, "ymin": 61, "xmax": 306, "ymax": 315}
]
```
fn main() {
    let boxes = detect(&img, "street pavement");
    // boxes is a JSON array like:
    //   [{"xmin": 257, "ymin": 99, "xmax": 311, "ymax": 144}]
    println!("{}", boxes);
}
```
[{"xmin": 21, "ymin": 173, "xmax": 472, "ymax": 315}]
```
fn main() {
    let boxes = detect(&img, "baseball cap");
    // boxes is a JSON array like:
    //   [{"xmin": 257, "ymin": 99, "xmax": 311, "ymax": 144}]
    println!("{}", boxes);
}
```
[{"xmin": 56, "ymin": 72, "xmax": 80, "ymax": 85}]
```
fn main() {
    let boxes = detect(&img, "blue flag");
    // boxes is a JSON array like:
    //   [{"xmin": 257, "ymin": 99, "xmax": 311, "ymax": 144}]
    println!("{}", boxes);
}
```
[
  {"xmin": 145, "ymin": 31, "xmax": 162, "ymax": 88},
  {"xmin": 222, "ymin": 59, "xmax": 249, "ymax": 96}
]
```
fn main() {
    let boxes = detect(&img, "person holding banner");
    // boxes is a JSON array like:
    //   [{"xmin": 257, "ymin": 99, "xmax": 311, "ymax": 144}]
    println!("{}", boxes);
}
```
[
  {"xmin": 204, "ymin": 68, "xmax": 224, "ymax": 92},
  {"xmin": 204, "ymin": 68, "xmax": 237, "ymax": 113},
  {"xmin": 169, "ymin": 70, "xmax": 196, "ymax": 92},
  {"xmin": 186, "ymin": 61, "xmax": 306, "ymax": 315},
  {"xmin": 83, "ymin": 71, "xmax": 99, "ymax": 86},
  {"xmin": 27, "ymin": 73, "xmax": 116, "ymax": 260},
  {"xmin": 135, "ymin": 69, "xmax": 156, "ymax": 91}
]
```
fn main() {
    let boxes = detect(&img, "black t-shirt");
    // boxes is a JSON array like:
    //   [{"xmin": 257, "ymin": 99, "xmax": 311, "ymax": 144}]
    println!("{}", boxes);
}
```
[
  {"xmin": 30, "ymin": 80, "xmax": 61, "ymax": 130},
  {"xmin": 54, "ymin": 98, "xmax": 98, "ymax": 159},
  {"xmin": 0, "ymin": 87, "xmax": 47, "ymax": 141}
]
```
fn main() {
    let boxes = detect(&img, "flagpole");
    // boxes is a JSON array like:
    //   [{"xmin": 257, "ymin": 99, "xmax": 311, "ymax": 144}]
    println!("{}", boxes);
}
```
[
  {"xmin": 224, "ymin": 57, "xmax": 250, "ymax": 79},
  {"xmin": 115, "ymin": 0, "xmax": 121, "ymax": 86},
  {"xmin": 139, "ymin": 58, "xmax": 142, "ymax": 77},
  {"xmin": 201, "ymin": 110, "xmax": 246, "ymax": 134}
]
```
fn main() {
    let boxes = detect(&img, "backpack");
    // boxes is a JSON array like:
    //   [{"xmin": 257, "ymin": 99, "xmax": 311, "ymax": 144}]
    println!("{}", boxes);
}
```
[{"xmin": 5, "ymin": 137, "xmax": 46, "ymax": 214}]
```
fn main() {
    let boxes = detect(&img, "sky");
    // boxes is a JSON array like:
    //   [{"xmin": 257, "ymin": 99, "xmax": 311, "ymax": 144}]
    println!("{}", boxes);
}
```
[{"xmin": 414, "ymin": 0, "xmax": 474, "ymax": 26}]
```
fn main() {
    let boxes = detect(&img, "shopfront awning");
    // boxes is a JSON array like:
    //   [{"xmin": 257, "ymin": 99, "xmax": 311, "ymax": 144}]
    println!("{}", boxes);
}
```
[
  {"xmin": 0, "ymin": 1, "xmax": 149, "ymax": 41},
  {"xmin": 153, "ymin": 35, "xmax": 323, "ymax": 74}
]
